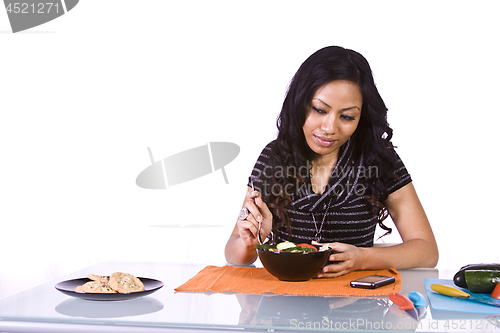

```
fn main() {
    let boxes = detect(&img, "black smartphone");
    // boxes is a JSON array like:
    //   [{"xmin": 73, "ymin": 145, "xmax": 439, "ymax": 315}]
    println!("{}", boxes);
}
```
[{"xmin": 350, "ymin": 275, "xmax": 396, "ymax": 289}]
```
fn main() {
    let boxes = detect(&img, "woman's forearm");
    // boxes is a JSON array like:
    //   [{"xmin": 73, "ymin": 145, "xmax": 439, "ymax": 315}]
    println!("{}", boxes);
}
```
[
  {"xmin": 224, "ymin": 235, "xmax": 258, "ymax": 266},
  {"xmin": 360, "ymin": 238, "xmax": 439, "ymax": 270}
]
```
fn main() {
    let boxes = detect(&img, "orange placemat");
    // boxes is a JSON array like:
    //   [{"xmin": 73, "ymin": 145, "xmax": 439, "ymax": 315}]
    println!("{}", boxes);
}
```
[{"xmin": 175, "ymin": 266, "xmax": 401, "ymax": 297}]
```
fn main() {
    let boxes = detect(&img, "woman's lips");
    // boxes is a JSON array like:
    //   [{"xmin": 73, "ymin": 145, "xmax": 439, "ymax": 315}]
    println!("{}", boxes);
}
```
[{"xmin": 314, "ymin": 135, "xmax": 336, "ymax": 147}]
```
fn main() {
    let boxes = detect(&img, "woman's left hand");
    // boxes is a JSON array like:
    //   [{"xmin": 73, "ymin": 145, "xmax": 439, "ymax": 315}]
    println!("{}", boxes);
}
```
[{"xmin": 312, "ymin": 241, "xmax": 366, "ymax": 278}]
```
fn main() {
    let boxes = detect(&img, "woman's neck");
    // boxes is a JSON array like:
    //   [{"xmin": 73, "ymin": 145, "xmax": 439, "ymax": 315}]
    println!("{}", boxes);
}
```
[
  {"xmin": 310, "ymin": 152, "xmax": 339, "ymax": 194},
  {"xmin": 312, "ymin": 150, "xmax": 339, "ymax": 171}
]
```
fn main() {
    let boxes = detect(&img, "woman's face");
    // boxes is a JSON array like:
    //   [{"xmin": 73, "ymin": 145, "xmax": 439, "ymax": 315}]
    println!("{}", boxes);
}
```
[{"xmin": 302, "ymin": 80, "xmax": 362, "ymax": 162}]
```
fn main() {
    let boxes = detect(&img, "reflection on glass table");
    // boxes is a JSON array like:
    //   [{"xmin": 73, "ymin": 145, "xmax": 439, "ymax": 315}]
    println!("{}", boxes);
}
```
[{"xmin": 55, "ymin": 296, "xmax": 164, "ymax": 318}]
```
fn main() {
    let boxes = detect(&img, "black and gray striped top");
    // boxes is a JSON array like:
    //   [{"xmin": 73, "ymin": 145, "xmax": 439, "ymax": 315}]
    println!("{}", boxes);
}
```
[{"xmin": 248, "ymin": 140, "xmax": 412, "ymax": 247}]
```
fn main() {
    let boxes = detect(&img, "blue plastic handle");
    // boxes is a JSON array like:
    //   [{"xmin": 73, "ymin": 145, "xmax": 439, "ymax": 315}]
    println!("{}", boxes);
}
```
[{"xmin": 408, "ymin": 291, "xmax": 427, "ymax": 308}]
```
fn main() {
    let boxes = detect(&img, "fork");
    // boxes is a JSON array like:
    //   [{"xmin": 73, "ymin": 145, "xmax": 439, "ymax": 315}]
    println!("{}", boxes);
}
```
[{"xmin": 251, "ymin": 179, "xmax": 263, "ymax": 245}]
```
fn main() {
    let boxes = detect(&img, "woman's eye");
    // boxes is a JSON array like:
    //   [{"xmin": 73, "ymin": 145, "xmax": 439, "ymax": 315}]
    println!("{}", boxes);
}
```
[
  {"xmin": 311, "ymin": 106, "xmax": 326, "ymax": 114},
  {"xmin": 341, "ymin": 114, "xmax": 356, "ymax": 121}
]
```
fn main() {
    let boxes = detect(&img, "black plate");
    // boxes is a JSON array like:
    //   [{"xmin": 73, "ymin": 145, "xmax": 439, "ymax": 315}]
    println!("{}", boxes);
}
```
[{"xmin": 55, "ymin": 277, "xmax": 164, "ymax": 301}]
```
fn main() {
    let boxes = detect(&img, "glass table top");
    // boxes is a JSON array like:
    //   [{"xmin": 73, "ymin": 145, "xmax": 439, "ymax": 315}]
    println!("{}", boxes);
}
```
[{"xmin": 0, "ymin": 261, "xmax": 499, "ymax": 333}]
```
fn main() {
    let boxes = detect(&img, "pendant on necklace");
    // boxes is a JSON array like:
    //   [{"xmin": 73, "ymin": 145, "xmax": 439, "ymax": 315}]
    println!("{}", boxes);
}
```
[
  {"xmin": 312, "ymin": 212, "xmax": 323, "ymax": 243},
  {"xmin": 311, "ymin": 197, "xmax": 334, "ymax": 244}
]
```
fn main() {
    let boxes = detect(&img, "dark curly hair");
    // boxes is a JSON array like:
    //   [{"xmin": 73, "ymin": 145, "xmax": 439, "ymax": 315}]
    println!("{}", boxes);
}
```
[{"xmin": 266, "ymin": 45, "xmax": 397, "ymax": 239}]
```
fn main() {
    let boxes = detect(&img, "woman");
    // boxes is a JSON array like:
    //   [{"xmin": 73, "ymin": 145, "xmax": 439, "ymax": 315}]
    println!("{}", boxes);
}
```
[{"xmin": 224, "ymin": 46, "xmax": 438, "ymax": 277}]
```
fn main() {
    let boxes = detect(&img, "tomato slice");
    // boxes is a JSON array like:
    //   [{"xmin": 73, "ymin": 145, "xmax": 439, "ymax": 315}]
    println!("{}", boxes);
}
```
[{"xmin": 296, "ymin": 243, "xmax": 317, "ymax": 251}]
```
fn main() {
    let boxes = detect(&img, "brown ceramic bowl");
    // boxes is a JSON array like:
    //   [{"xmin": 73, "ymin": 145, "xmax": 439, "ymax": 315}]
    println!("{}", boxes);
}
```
[{"xmin": 258, "ymin": 248, "xmax": 332, "ymax": 282}]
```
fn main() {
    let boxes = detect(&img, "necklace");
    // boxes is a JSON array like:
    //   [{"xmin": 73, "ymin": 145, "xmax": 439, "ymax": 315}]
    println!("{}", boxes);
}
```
[{"xmin": 311, "ymin": 197, "xmax": 333, "ymax": 242}]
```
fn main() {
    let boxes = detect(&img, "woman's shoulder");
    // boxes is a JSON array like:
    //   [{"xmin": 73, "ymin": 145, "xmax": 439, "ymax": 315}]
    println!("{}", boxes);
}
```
[
  {"xmin": 264, "ymin": 140, "xmax": 277, "ymax": 150},
  {"xmin": 255, "ymin": 140, "xmax": 277, "ymax": 159},
  {"xmin": 385, "ymin": 147, "xmax": 412, "ymax": 194},
  {"xmin": 249, "ymin": 141, "xmax": 278, "ymax": 191},
  {"xmin": 387, "ymin": 147, "xmax": 408, "ymax": 171}
]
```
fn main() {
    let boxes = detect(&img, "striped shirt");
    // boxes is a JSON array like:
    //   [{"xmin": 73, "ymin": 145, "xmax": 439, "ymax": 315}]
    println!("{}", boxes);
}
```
[{"xmin": 248, "ymin": 140, "xmax": 412, "ymax": 247}]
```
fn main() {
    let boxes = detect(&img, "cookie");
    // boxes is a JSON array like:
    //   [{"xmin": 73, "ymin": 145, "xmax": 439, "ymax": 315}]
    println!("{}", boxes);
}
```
[
  {"xmin": 74, "ymin": 280, "xmax": 117, "ymax": 293},
  {"xmin": 108, "ymin": 272, "xmax": 144, "ymax": 293},
  {"xmin": 87, "ymin": 274, "xmax": 106, "ymax": 282}
]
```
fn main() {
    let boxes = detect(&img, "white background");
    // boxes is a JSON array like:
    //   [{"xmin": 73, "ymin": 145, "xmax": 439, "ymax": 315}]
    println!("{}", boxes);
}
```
[{"xmin": 1, "ymin": 0, "xmax": 499, "ymax": 300}]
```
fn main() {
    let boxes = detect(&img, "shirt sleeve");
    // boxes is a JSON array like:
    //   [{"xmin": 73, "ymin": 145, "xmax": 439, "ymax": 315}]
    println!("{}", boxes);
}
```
[
  {"xmin": 385, "ymin": 150, "xmax": 412, "ymax": 195},
  {"xmin": 247, "ymin": 141, "xmax": 275, "ymax": 200}
]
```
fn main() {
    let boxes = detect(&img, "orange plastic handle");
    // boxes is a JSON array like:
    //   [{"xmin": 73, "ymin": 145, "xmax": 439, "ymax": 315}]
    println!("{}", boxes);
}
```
[{"xmin": 389, "ymin": 293, "xmax": 415, "ymax": 310}]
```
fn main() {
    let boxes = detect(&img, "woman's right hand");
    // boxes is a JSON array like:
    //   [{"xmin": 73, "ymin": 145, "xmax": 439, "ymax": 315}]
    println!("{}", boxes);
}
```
[{"xmin": 236, "ymin": 186, "xmax": 273, "ymax": 247}]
